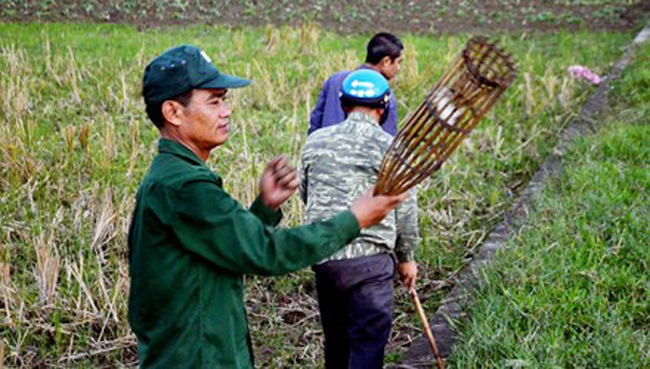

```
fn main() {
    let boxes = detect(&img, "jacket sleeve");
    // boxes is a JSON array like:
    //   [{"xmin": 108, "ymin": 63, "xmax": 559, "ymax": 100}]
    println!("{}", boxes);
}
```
[
  {"xmin": 249, "ymin": 195, "xmax": 283, "ymax": 226},
  {"xmin": 298, "ymin": 157, "xmax": 308, "ymax": 205},
  {"xmin": 383, "ymin": 93, "xmax": 399, "ymax": 136},
  {"xmin": 308, "ymin": 79, "xmax": 330, "ymax": 135},
  {"xmin": 394, "ymin": 188, "xmax": 420, "ymax": 262},
  {"xmin": 171, "ymin": 178, "xmax": 359, "ymax": 276}
]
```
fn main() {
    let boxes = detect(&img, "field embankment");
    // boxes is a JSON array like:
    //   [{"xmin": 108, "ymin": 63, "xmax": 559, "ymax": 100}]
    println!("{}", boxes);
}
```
[
  {"xmin": 1, "ymin": 0, "xmax": 649, "ymax": 34},
  {"xmin": 447, "ymin": 40, "xmax": 650, "ymax": 368}
]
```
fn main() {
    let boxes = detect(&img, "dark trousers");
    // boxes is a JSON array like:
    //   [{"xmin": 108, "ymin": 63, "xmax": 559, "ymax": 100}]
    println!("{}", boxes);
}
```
[{"xmin": 313, "ymin": 253, "xmax": 395, "ymax": 369}]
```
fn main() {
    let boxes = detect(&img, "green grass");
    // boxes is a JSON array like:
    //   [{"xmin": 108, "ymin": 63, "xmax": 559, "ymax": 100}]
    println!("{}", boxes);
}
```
[
  {"xmin": 0, "ymin": 22, "xmax": 637, "ymax": 366},
  {"xmin": 447, "ymin": 41, "xmax": 650, "ymax": 368}
]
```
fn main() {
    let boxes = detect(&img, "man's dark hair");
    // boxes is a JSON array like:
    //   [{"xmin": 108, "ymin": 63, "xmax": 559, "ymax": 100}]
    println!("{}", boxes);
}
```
[
  {"xmin": 365, "ymin": 33, "xmax": 404, "ymax": 65},
  {"xmin": 145, "ymin": 90, "xmax": 194, "ymax": 128},
  {"xmin": 340, "ymin": 97, "xmax": 390, "ymax": 126},
  {"xmin": 340, "ymin": 97, "xmax": 388, "ymax": 111}
]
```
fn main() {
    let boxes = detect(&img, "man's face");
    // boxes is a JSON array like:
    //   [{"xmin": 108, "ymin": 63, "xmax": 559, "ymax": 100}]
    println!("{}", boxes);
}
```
[
  {"xmin": 380, "ymin": 51, "xmax": 404, "ymax": 81},
  {"xmin": 180, "ymin": 88, "xmax": 232, "ymax": 150}
]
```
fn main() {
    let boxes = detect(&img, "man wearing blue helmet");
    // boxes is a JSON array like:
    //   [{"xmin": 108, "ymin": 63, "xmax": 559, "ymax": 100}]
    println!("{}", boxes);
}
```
[
  {"xmin": 300, "ymin": 70, "xmax": 420, "ymax": 368},
  {"xmin": 308, "ymin": 32, "xmax": 404, "ymax": 137}
]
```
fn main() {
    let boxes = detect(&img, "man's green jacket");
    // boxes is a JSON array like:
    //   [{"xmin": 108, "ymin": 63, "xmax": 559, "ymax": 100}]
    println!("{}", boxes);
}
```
[{"xmin": 128, "ymin": 139, "xmax": 360, "ymax": 368}]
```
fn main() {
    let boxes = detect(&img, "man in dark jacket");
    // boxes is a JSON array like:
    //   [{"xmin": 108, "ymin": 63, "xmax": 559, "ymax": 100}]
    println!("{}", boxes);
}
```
[
  {"xmin": 308, "ymin": 32, "xmax": 404, "ymax": 136},
  {"xmin": 128, "ymin": 44, "xmax": 407, "ymax": 368}
]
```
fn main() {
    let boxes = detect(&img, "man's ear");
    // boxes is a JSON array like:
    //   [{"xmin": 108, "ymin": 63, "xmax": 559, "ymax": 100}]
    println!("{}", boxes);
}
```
[
  {"xmin": 377, "ymin": 107, "xmax": 389, "ymax": 126},
  {"xmin": 161, "ymin": 100, "xmax": 185, "ymax": 127},
  {"xmin": 379, "ymin": 55, "xmax": 392, "ymax": 67}
]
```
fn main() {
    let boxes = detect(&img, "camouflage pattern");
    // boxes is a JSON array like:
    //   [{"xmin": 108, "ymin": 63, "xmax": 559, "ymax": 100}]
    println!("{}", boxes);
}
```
[{"xmin": 299, "ymin": 112, "xmax": 420, "ymax": 263}]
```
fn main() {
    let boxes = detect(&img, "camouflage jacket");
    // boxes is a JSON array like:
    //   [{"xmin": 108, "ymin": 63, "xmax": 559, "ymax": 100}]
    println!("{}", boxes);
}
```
[{"xmin": 299, "ymin": 112, "xmax": 420, "ymax": 263}]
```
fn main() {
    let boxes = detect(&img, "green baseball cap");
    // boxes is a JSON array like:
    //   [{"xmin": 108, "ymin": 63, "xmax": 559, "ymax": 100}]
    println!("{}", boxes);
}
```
[{"xmin": 142, "ymin": 44, "xmax": 252, "ymax": 105}]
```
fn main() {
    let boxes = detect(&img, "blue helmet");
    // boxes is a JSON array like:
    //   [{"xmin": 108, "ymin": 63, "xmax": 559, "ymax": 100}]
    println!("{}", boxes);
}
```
[{"xmin": 340, "ymin": 69, "xmax": 391, "ymax": 109}]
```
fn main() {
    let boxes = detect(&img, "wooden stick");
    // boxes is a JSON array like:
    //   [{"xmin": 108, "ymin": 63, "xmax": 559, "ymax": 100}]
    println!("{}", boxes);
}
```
[{"xmin": 410, "ymin": 288, "xmax": 445, "ymax": 369}]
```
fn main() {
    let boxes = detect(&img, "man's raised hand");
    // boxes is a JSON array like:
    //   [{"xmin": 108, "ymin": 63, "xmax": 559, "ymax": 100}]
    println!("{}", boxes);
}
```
[{"xmin": 259, "ymin": 155, "xmax": 299, "ymax": 211}]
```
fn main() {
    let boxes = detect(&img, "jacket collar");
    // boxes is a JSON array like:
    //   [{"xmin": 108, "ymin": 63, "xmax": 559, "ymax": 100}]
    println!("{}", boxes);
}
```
[
  {"xmin": 158, "ymin": 138, "xmax": 205, "ymax": 166},
  {"xmin": 346, "ymin": 112, "xmax": 380, "ymax": 127},
  {"xmin": 356, "ymin": 64, "xmax": 374, "ymax": 72}
]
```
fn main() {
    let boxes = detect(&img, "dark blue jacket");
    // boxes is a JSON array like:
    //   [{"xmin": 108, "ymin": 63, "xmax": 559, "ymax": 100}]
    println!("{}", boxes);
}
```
[{"xmin": 308, "ymin": 66, "xmax": 398, "ymax": 136}]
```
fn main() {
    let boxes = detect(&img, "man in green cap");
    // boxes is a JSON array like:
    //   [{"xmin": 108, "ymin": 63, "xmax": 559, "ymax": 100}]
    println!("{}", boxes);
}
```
[{"xmin": 128, "ymin": 44, "xmax": 408, "ymax": 368}]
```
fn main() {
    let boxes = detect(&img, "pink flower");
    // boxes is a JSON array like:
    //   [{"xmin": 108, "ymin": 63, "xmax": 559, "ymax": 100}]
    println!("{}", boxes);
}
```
[{"xmin": 568, "ymin": 65, "xmax": 602, "ymax": 85}]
